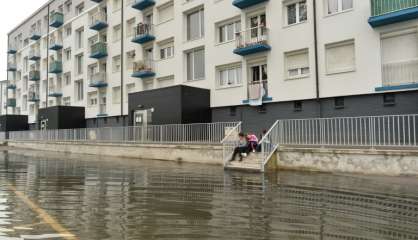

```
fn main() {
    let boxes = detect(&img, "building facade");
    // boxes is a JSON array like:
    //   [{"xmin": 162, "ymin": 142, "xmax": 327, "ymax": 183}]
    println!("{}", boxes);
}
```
[{"xmin": 5, "ymin": 0, "xmax": 418, "ymax": 131}]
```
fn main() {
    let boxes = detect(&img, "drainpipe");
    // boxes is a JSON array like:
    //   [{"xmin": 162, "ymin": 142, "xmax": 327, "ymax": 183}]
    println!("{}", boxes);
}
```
[
  {"xmin": 120, "ymin": 0, "xmax": 125, "ymax": 126},
  {"xmin": 5, "ymin": 35, "xmax": 9, "ymax": 136},
  {"xmin": 46, "ymin": 4, "xmax": 50, "ymax": 109},
  {"xmin": 313, "ymin": 0, "xmax": 322, "ymax": 118}
]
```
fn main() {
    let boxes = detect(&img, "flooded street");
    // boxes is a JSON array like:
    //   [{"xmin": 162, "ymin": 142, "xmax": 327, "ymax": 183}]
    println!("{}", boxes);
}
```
[{"xmin": 0, "ymin": 149, "xmax": 416, "ymax": 239}]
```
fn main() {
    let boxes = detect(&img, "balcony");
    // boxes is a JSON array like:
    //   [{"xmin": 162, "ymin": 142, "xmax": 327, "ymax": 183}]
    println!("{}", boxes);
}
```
[
  {"xmin": 131, "ymin": 24, "xmax": 155, "ymax": 44},
  {"xmin": 376, "ymin": 58, "xmax": 418, "ymax": 91},
  {"xmin": 7, "ymin": 46, "xmax": 17, "ymax": 54},
  {"xmin": 50, "ymin": 12, "xmax": 64, "ymax": 28},
  {"xmin": 242, "ymin": 80, "xmax": 272, "ymax": 105},
  {"xmin": 233, "ymin": 27, "xmax": 271, "ymax": 56},
  {"xmin": 232, "ymin": 0, "xmax": 269, "ymax": 9},
  {"xmin": 90, "ymin": 11, "xmax": 108, "ymax": 31},
  {"xmin": 7, "ymin": 63, "xmax": 17, "ymax": 72},
  {"xmin": 49, "ymin": 61, "xmax": 63, "ymax": 74},
  {"xmin": 29, "ymin": 90, "xmax": 40, "ymax": 102},
  {"xmin": 7, "ymin": 83, "xmax": 16, "ymax": 90},
  {"xmin": 7, "ymin": 99, "xmax": 16, "ymax": 108},
  {"xmin": 30, "ymin": 29, "xmax": 41, "ymax": 41},
  {"xmin": 48, "ymin": 85, "xmax": 63, "ymax": 98},
  {"xmin": 369, "ymin": 0, "xmax": 418, "ymax": 27},
  {"xmin": 132, "ymin": 60, "xmax": 155, "ymax": 78},
  {"xmin": 29, "ymin": 70, "xmax": 41, "ymax": 81},
  {"xmin": 90, "ymin": 0, "xmax": 103, "ymax": 2},
  {"xmin": 29, "ymin": 49, "xmax": 41, "ymax": 61},
  {"xmin": 49, "ymin": 38, "xmax": 63, "ymax": 51},
  {"xmin": 89, "ymin": 42, "xmax": 108, "ymax": 59},
  {"xmin": 132, "ymin": 0, "xmax": 155, "ymax": 11},
  {"xmin": 97, "ymin": 104, "xmax": 107, "ymax": 117},
  {"xmin": 89, "ymin": 72, "xmax": 108, "ymax": 88}
]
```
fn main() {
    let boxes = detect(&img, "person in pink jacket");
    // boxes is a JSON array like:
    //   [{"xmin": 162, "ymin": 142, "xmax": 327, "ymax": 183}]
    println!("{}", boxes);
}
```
[{"xmin": 247, "ymin": 133, "xmax": 259, "ymax": 153}]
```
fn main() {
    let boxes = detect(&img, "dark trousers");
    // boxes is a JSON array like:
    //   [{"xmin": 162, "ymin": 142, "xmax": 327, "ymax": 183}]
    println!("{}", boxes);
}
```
[
  {"xmin": 231, "ymin": 146, "xmax": 248, "ymax": 161},
  {"xmin": 248, "ymin": 141, "xmax": 258, "ymax": 152}
]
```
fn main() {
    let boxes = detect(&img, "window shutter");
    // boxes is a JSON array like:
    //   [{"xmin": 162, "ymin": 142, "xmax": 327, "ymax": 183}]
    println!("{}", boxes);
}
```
[
  {"xmin": 287, "ymin": 51, "xmax": 308, "ymax": 70},
  {"xmin": 158, "ymin": 4, "xmax": 173, "ymax": 23},
  {"xmin": 326, "ymin": 40, "xmax": 355, "ymax": 73}
]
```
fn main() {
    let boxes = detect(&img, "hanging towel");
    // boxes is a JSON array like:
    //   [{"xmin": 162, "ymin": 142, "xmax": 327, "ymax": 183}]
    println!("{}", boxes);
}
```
[{"xmin": 248, "ymin": 83, "xmax": 264, "ymax": 106}]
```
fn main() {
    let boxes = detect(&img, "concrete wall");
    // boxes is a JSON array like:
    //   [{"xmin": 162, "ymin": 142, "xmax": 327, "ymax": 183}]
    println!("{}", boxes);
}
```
[
  {"xmin": 275, "ymin": 147, "xmax": 418, "ymax": 176},
  {"xmin": 7, "ymin": 141, "xmax": 223, "ymax": 165}
]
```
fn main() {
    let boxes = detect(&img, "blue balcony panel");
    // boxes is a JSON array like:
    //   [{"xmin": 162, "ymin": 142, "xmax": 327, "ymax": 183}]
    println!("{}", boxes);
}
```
[
  {"xmin": 49, "ymin": 44, "xmax": 63, "ymax": 51},
  {"xmin": 375, "ymin": 83, "xmax": 418, "ymax": 92},
  {"xmin": 91, "ymin": 0, "xmax": 103, "ymax": 2},
  {"xmin": 89, "ymin": 51, "xmax": 108, "ymax": 59},
  {"xmin": 233, "ymin": 43, "xmax": 271, "ymax": 56},
  {"xmin": 29, "ymin": 55, "xmax": 41, "ymax": 61},
  {"xmin": 89, "ymin": 82, "xmax": 108, "ymax": 88},
  {"xmin": 48, "ymin": 92, "xmax": 63, "ymax": 98},
  {"xmin": 369, "ymin": 6, "xmax": 418, "ymax": 27},
  {"xmin": 132, "ymin": 70, "xmax": 156, "ymax": 79},
  {"xmin": 90, "ymin": 21, "xmax": 108, "ymax": 31},
  {"xmin": 50, "ymin": 13, "xmax": 64, "ymax": 28},
  {"xmin": 242, "ymin": 96, "xmax": 273, "ymax": 105},
  {"xmin": 28, "ymin": 97, "xmax": 40, "ymax": 102},
  {"xmin": 30, "ymin": 34, "xmax": 41, "ymax": 41},
  {"xmin": 7, "ymin": 84, "xmax": 16, "ymax": 90},
  {"xmin": 132, "ymin": 34, "xmax": 155, "ymax": 44},
  {"xmin": 7, "ymin": 66, "xmax": 17, "ymax": 72},
  {"xmin": 96, "ymin": 113, "xmax": 108, "ymax": 117},
  {"xmin": 232, "ymin": 0, "xmax": 268, "ymax": 9},
  {"xmin": 7, "ymin": 49, "xmax": 17, "ymax": 54},
  {"xmin": 132, "ymin": 0, "xmax": 155, "ymax": 11},
  {"xmin": 7, "ymin": 99, "xmax": 16, "ymax": 107}
]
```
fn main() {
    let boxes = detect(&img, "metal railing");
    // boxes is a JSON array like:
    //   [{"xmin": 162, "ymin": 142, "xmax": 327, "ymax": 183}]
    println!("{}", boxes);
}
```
[
  {"xmin": 90, "ymin": 41, "xmax": 107, "ymax": 55},
  {"xmin": 221, "ymin": 122, "xmax": 242, "ymax": 166},
  {"xmin": 50, "ymin": 12, "xmax": 64, "ymax": 24},
  {"xmin": 255, "ymin": 114, "xmax": 418, "ymax": 171},
  {"xmin": 49, "ymin": 84, "xmax": 62, "ymax": 94},
  {"xmin": 371, "ymin": 0, "xmax": 418, "ymax": 16},
  {"xmin": 235, "ymin": 26, "xmax": 269, "ymax": 49},
  {"xmin": 8, "ymin": 122, "xmax": 241, "ymax": 144},
  {"xmin": 29, "ymin": 48, "xmax": 40, "ymax": 59},
  {"xmin": 90, "ymin": 10, "xmax": 107, "ymax": 27},
  {"xmin": 98, "ymin": 104, "xmax": 107, "ymax": 116},
  {"xmin": 50, "ymin": 37, "xmax": 63, "ymax": 46},
  {"xmin": 7, "ymin": 62, "xmax": 17, "ymax": 70},
  {"xmin": 0, "ymin": 132, "xmax": 6, "ymax": 141},
  {"xmin": 382, "ymin": 58, "xmax": 418, "ymax": 86},
  {"xmin": 133, "ymin": 59, "xmax": 154, "ymax": 73},
  {"xmin": 30, "ymin": 27, "xmax": 41, "ymax": 37},
  {"xmin": 133, "ymin": 23, "xmax": 154, "ymax": 38},
  {"xmin": 89, "ymin": 72, "xmax": 107, "ymax": 86},
  {"xmin": 29, "ymin": 70, "xmax": 40, "ymax": 80}
]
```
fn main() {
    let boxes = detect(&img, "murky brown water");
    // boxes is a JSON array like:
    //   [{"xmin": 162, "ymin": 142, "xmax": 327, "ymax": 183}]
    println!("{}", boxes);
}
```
[{"xmin": 0, "ymin": 149, "xmax": 417, "ymax": 239}]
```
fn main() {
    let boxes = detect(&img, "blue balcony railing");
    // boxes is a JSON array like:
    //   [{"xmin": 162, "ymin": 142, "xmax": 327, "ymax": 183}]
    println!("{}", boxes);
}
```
[
  {"xmin": 232, "ymin": 0, "xmax": 268, "ymax": 9},
  {"xmin": 132, "ymin": 0, "xmax": 155, "ymax": 11},
  {"xmin": 29, "ymin": 70, "xmax": 40, "ymax": 81},
  {"xmin": 369, "ymin": 0, "xmax": 418, "ymax": 27},
  {"xmin": 89, "ymin": 72, "xmax": 108, "ymax": 88},
  {"xmin": 233, "ymin": 27, "xmax": 271, "ymax": 56},
  {"xmin": 89, "ymin": 42, "xmax": 108, "ymax": 59},
  {"xmin": 7, "ymin": 99, "xmax": 16, "ymax": 108},
  {"xmin": 49, "ymin": 61, "xmax": 63, "ymax": 74},
  {"xmin": 131, "ymin": 60, "xmax": 155, "ymax": 78},
  {"xmin": 89, "ymin": 11, "xmax": 108, "ymax": 31},
  {"xmin": 131, "ymin": 23, "xmax": 155, "ymax": 44},
  {"xmin": 50, "ymin": 12, "xmax": 64, "ymax": 28}
]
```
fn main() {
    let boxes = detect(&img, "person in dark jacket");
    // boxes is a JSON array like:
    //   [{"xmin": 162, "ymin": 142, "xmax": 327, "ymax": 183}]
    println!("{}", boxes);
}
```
[{"xmin": 230, "ymin": 132, "xmax": 248, "ymax": 162}]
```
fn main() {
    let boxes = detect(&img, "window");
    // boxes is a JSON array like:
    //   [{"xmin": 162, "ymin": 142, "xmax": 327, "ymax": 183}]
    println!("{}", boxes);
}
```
[
  {"xmin": 126, "ymin": 18, "xmax": 135, "ymax": 37},
  {"xmin": 112, "ymin": 87, "xmax": 121, "ymax": 104},
  {"xmin": 285, "ymin": 49, "xmax": 309, "ymax": 79},
  {"xmin": 113, "ymin": 0, "xmax": 121, "ymax": 11},
  {"xmin": 186, "ymin": 48, "xmax": 205, "ymax": 81},
  {"xmin": 326, "ymin": 0, "xmax": 353, "ymax": 15},
  {"xmin": 381, "ymin": 29, "xmax": 418, "ymax": 86},
  {"xmin": 113, "ymin": 24, "xmax": 121, "ymax": 42},
  {"xmin": 65, "ymin": 48, "xmax": 72, "ymax": 61},
  {"xmin": 76, "ymin": 27, "xmax": 84, "ymax": 49},
  {"xmin": 126, "ymin": 51, "xmax": 135, "ymax": 70},
  {"xmin": 88, "ymin": 92, "xmax": 98, "ymax": 106},
  {"xmin": 65, "ymin": 0, "xmax": 72, "ymax": 14},
  {"xmin": 383, "ymin": 94, "xmax": 395, "ymax": 106},
  {"xmin": 63, "ymin": 96, "xmax": 71, "ymax": 106},
  {"xmin": 65, "ymin": 25, "xmax": 72, "ymax": 37},
  {"xmin": 218, "ymin": 20, "xmax": 241, "ymax": 43},
  {"xmin": 64, "ymin": 72, "xmax": 71, "ymax": 85},
  {"xmin": 75, "ymin": 54, "xmax": 84, "ymax": 75},
  {"xmin": 75, "ymin": 80, "xmax": 84, "ymax": 101},
  {"xmin": 294, "ymin": 101, "xmax": 302, "ymax": 111},
  {"xmin": 187, "ymin": 8, "xmax": 204, "ymax": 41},
  {"xmin": 113, "ymin": 55, "xmax": 121, "ymax": 72},
  {"xmin": 76, "ymin": 3, "xmax": 84, "ymax": 15},
  {"xmin": 158, "ymin": 2, "xmax": 174, "ymax": 23},
  {"xmin": 160, "ymin": 43, "xmax": 174, "ymax": 60},
  {"xmin": 286, "ymin": 1, "xmax": 307, "ymax": 25},
  {"xmin": 334, "ymin": 97, "xmax": 344, "ymax": 109},
  {"xmin": 217, "ymin": 64, "xmax": 242, "ymax": 88},
  {"xmin": 325, "ymin": 39, "xmax": 355, "ymax": 74}
]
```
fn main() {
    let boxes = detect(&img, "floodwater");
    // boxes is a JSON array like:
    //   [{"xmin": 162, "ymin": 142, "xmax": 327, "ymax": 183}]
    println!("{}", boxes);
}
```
[{"xmin": 0, "ymin": 149, "xmax": 416, "ymax": 240}]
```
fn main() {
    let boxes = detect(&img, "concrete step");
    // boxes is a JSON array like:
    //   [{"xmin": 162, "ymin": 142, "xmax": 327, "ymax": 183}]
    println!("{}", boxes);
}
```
[{"xmin": 225, "ymin": 152, "xmax": 264, "ymax": 172}]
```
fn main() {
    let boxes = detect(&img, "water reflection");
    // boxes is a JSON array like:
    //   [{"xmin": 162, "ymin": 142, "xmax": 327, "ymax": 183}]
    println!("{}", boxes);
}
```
[{"xmin": 0, "ymin": 149, "xmax": 416, "ymax": 239}]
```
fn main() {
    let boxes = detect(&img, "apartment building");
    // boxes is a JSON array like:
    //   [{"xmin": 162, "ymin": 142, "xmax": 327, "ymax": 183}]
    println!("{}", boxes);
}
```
[{"xmin": 5, "ymin": 0, "xmax": 418, "ymax": 131}]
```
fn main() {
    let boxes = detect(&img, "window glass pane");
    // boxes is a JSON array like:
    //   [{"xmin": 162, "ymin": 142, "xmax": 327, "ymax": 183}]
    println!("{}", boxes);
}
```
[
  {"xmin": 342, "ymin": 0, "xmax": 353, "ymax": 10},
  {"xmin": 252, "ymin": 66, "xmax": 260, "ymax": 82},
  {"xmin": 288, "ymin": 69, "xmax": 299, "ymax": 77},
  {"xmin": 200, "ymin": 10, "xmax": 204, "ymax": 37},
  {"xmin": 160, "ymin": 49, "xmax": 165, "ymax": 59},
  {"xmin": 220, "ymin": 70, "xmax": 227, "ymax": 86},
  {"xmin": 328, "ymin": 0, "xmax": 338, "ymax": 14},
  {"xmin": 262, "ymin": 64, "xmax": 268, "ymax": 80},
  {"xmin": 227, "ymin": 24, "xmax": 234, "ymax": 41},
  {"xmin": 299, "ymin": 1, "xmax": 307, "ymax": 22},
  {"xmin": 235, "ymin": 22, "xmax": 241, "ymax": 34},
  {"xmin": 301, "ymin": 67, "xmax": 310, "ymax": 75},
  {"xmin": 287, "ymin": 4, "xmax": 297, "ymax": 25},
  {"xmin": 187, "ymin": 52, "xmax": 193, "ymax": 80},
  {"xmin": 194, "ymin": 49, "xmax": 205, "ymax": 79},
  {"xmin": 228, "ymin": 69, "xmax": 235, "ymax": 85},
  {"xmin": 219, "ymin": 26, "xmax": 225, "ymax": 42},
  {"xmin": 187, "ymin": 11, "xmax": 200, "ymax": 40},
  {"xmin": 236, "ymin": 67, "xmax": 242, "ymax": 84}
]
